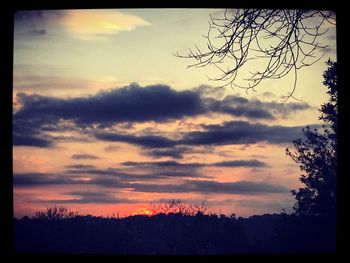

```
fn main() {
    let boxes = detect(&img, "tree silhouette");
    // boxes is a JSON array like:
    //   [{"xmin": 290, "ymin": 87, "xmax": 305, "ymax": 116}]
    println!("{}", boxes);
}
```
[
  {"xmin": 33, "ymin": 206, "xmax": 78, "ymax": 220},
  {"xmin": 150, "ymin": 199, "xmax": 212, "ymax": 216},
  {"xmin": 176, "ymin": 9, "xmax": 335, "ymax": 100},
  {"xmin": 286, "ymin": 60, "xmax": 337, "ymax": 216}
]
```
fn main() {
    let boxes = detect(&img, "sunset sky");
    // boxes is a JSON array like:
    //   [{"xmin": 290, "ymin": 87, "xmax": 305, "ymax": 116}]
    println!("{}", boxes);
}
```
[{"xmin": 13, "ymin": 9, "xmax": 337, "ymax": 218}]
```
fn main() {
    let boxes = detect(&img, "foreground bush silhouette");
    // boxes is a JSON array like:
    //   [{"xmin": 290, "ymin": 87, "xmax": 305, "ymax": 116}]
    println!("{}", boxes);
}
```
[{"xmin": 14, "ymin": 202, "xmax": 335, "ymax": 254}]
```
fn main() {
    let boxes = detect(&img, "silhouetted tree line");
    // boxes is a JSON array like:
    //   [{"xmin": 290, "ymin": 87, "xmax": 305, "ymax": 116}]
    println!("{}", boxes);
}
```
[{"xmin": 14, "ymin": 205, "xmax": 335, "ymax": 254}]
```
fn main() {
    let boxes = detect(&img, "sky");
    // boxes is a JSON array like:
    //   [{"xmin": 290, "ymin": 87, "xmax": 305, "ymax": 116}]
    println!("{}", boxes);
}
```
[{"xmin": 13, "ymin": 9, "xmax": 337, "ymax": 218}]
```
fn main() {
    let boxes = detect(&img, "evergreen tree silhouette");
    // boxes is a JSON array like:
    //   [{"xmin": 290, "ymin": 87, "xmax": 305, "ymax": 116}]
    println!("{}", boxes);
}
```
[{"xmin": 286, "ymin": 60, "xmax": 337, "ymax": 216}]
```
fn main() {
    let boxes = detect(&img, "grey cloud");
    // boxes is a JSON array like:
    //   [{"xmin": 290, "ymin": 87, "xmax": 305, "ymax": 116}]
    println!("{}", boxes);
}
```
[
  {"xmin": 121, "ymin": 159, "xmax": 268, "ymax": 168},
  {"xmin": 212, "ymin": 160, "xmax": 268, "ymax": 167},
  {"xmin": 145, "ymin": 147, "xmax": 189, "ymax": 159},
  {"xmin": 14, "ymin": 84, "xmax": 203, "ymax": 127},
  {"xmin": 13, "ymin": 172, "xmax": 287, "ymax": 195},
  {"xmin": 71, "ymin": 154, "xmax": 100, "ymax": 160},
  {"xmin": 13, "ymin": 134, "xmax": 52, "ymax": 148},
  {"xmin": 40, "ymin": 191, "xmax": 140, "ymax": 204},
  {"xmin": 66, "ymin": 166, "xmax": 204, "ymax": 179},
  {"xmin": 27, "ymin": 29, "xmax": 46, "ymax": 35},
  {"xmin": 13, "ymin": 173, "xmax": 81, "ymax": 186},
  {"xmin": 205, "ymin": 95, "xmax": 310, "ymax": 120},
  {"xmin": 93, "ymin": 121, "xmax": 310, "ymax": 148},
  {"xmin": 129, "ymin": 180, "xmax": 289, "ymax": 195},
  {"xmin": 95, "ymin": 133, "xmax": 177, "ymax": 148},
  {"xmin": 181, "ymin": 121, "xmax": 307, "ymax": 146},
  {"xmin": 65, "ymin": 164, "xmax": 96, "ymax": 169},
  {"xmin": 13, "ymin": 84, "xmax": 311, "ymax": 148}
]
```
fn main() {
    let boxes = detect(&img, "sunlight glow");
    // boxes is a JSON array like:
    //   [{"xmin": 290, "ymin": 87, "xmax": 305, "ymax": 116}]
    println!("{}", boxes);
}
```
[
  {"xmin": 62, "ymin": 10, "xmax": 150, "ymax": 40},
  {"xmin": 133, "ymin": 208, "xmax": 154, "ymax": 217}
]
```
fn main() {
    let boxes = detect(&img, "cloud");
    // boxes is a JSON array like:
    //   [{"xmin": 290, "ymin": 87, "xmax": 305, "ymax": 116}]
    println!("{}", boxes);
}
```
[
  {"xmin": 121, "ymin": 159, "xmax": 267, "ymax": 169},
  {"xmin": 13, "ymin": 173, "xmax": 80, "ymax": 186},
  {"xmin": 65, "ymin": 164, "xmax": 96, "ymax": 169},
  {"xmin": 39, "ymin": 191, "xmax": 140, "ymax": 204},
  {"xmin": 129, "ymin": 180, "xmax": 289, "ymax": 195},
  {"xmin": 14, "ymin": 84, "xmax": 310, "ymax": 128},
  {"xmin": 95, "ymin": 133, "xmax": 178, "ymax": 148},
  {"xmin": 14, "ymin": 84, "xmax": 203, "ymax": 127},
  {"xmin": 27, "ymin": 29, "xmax": 46, "ymax": 35},
  {"xmin": 71, "ymin": 154, "xmax": 100, "ymax": 160},
  {"xmin": 13, "ymin": 117, "xmax": 55, "ymax": 147},
  {"xmin": 13, "ymin": 173, "xmax": 288, "ymax": 195},
  {"xmin": 103, "ymin": 145, "xmax": 121, "ymax": 152},
  {"xmin": 62, "ymin": 10, "xmax": 150, "ymax": 40},
  {"xmin": 181, "ymin": 121, "xmax": 307, "ymax": 146},
  {"xmin": 14, "ymin": 10, "xmax": 63, "ymax": 37},
  {"xmin": 66, "ymin": 166, "xmax": 204, "ymax": 179},
  {"xmin": 205, "ymin": 95, "xmax": 310, "ymax": 120},
  {"xmin": 95, "ymin": 121, "xmax": 309, "ymax": 148},
  {"xmin": 205, "ymin": 96, "xmax": 274, "ymax": 119},
  {"xmin": 144, "ymin": 147, "xmax": 189, "ymax": 159},
  {"xmin": 191, "ymin": 85, "xmax": 225, "ymax": 99},
  {"xmin": 13, "ymin": 133, "xmax": 52, "ymax": 148},
  {"xmin": 211, "ymin": 160, "xmax": 268, "ymax": 167},
  {"xmin": 13, "ymin": 84, "xmax": 312, "ymax": 148},
  {"xmin": 14, "ymin": 10, "xmax": 150, "ymax": 41}
]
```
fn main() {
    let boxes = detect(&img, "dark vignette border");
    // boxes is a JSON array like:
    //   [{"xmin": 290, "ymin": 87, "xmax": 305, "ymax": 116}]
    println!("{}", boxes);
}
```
[{"xmin": 1, "ymin": 0, "xmax": 346, "ymax": 260}]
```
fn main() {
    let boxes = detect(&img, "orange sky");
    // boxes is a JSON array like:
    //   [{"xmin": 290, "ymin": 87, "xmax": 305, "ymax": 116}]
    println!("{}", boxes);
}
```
[{"xmin": 13, "ymin": 9, "xmax": 336, "ymax": 218}]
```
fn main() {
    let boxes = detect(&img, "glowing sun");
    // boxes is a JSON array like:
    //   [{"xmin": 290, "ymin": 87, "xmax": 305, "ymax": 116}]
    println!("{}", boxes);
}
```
[{"xmin": 133, "ymin": 208, "xmax": 154, "ymax": 216}]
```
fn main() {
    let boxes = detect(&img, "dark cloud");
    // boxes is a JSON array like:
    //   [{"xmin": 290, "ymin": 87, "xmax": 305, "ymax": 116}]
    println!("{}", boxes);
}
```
[
  {"xmin": 71, "ymin": 154, "xmax": 100, "ymax": 160},
  {"xmin": 182, "ymin": 121, "xmax": 307, "ymax": 146},
  {"xmin": 14, "ymin": 173, "xmax": 288, "ymax": 195},
  {"xmin": 205, "ymin": 97, "xmax": 274, "ymax": 119},
  {"xmin": 39, "ymin": 191, "xmax": 139, "ymax": 204},
  {"xmin": 145, "ymin": 147, "xmax": 189, "ymax": 159},
  {"xmin": 95, "ymin": 133, "xmax": 177, "ymax": 148},
  {"xmin": 14, "ymin": 84, "xmax": 203, "ymax": 127},
  {"xmin": 122, "ymin": 160, "xmax": 201, "ymax": 168},
  {"xmin": 13, "ymin": 84, "xmax": 311, "ymax": 148},
  {"xmin": 13, "ymin": 117, "xmax": 54, "ymax": 147},
  {"xmin": 14, "ymin": 10, "xmax": 64, "ymax": 39},
  {"xmin": 15, "ymin": 10, "xmax": 63, "ymax": 21},
  {"xmin": 205, "ymin": 95, "xmax": 310, "ymax": 120},
  {"xmin": 13, "ymin": 134, "xmax": 52, "ymax": 148},
  {"xmin": 13, "ymin": 172, "xmax": 126, "ymax": 188},
  {"xmin": 121, "ymin": 159, "xmax": 267, "ymax": 168},
  {"xmin": 13, "ymin": 173, "xmax": 80, "ymax": 186},
  {"xmin": 27, "ymin": 29, "xmax": 46, "ymax": 35},
  {"xmin": 92, "ymin": 121, "xmax": 310, "ymax": 148},
  {"xmin": 211, "ymin": 160, "xmax": 268, "ymax": 167},
  {"xmin": 66, "ymin": 166, "xmax": 204, "ymax": 179},
  {"xmin": 129, "ymin": 180, "xmax": 289, "ymax": 195},
  {"xmin": 14, "ymin": 85, "xmax": 311, "ymax": 127},
  {"xmin": 65, "ymin": 164, "xmax": 96, "ymax": 169}
]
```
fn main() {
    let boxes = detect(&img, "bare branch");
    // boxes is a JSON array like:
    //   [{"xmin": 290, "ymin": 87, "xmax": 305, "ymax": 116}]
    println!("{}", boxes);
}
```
[{"xmin": 175, "ymin": 9, "xmax": 336, "ymax": 101}]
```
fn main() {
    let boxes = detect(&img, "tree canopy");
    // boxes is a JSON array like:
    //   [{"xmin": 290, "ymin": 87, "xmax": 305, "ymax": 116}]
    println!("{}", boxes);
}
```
[{"xmin": 286, "ymin": 60, "xmax": 337, "ymax": 216}]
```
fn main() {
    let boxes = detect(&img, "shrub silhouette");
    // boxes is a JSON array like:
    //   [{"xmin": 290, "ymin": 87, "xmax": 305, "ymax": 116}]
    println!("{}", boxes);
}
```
[
  {"xmin": 149, "ymin": 199, "xmax": 213, "ymax": 216},
  {"xmin": 33, "ymin": 206, "xmax": 78, "ymax": 220}
]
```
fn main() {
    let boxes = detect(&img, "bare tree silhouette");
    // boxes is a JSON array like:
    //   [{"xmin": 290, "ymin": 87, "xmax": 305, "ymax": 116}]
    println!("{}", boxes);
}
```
[
  {"xmin": 33, "ymin": 206, "xmax": 78, "ymax": 220},
  {"xmin": 176, "ymin": 9, "xmax": 335, "ymax": 101}
]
